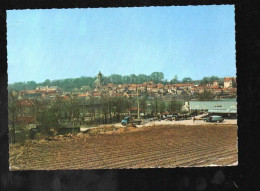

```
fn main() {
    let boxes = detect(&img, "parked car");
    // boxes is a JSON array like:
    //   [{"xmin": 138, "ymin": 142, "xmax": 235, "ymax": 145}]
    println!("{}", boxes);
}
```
[
  {"xmin": 167, "ymin": 114, "xmax": 179, "ymax": 121},
  {"xmin": 161, "ymin": 115, "xmax": 167, "ymax": 120},
  {"xmin": 204, "ymin": 115, "xmax": 224, "ymax": 123}
]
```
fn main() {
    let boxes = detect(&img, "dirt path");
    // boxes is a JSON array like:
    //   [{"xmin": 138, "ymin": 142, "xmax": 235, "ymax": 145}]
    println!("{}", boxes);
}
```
[{"xmin": 9, "ymin": 124, "xmax": 237, "ymax": 170}]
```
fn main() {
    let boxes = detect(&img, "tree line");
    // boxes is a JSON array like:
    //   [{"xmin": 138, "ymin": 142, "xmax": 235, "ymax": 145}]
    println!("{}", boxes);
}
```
[
  {"xmin": 8, "ymin": 93, "xmax": 183, "ymax": 143},
  {"xmin": 8, "ymin": 72, "xmax": 221, "ymax": 92}
]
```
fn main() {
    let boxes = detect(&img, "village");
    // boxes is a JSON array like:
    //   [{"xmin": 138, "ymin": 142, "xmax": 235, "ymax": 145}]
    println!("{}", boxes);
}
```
[
  {"xmin": 8, "ymin": 72, "xmax": 237, "ymax": 144},
  {"xmin": 17, "ymin": 72, "xmax": 236, "ymax": 101}
]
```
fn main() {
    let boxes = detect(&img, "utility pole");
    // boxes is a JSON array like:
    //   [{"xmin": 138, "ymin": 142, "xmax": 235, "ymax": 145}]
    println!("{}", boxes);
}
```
[{"xmin": 137, "ymin": 87, "xmax": 140, "ymax": 120}]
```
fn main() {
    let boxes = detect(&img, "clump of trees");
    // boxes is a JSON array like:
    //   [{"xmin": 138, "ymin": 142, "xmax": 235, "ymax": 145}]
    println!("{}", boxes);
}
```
[
  {"xmin": 168, "ymin": 98, "xmax": 183, "ymax": 113},
  {"xmin": 195, "ymin": 90, "xmax": 216, "ymax": 101},
  {"xmin": 200, "ymin": 76, "xmax": 219, "ymax": 84}
]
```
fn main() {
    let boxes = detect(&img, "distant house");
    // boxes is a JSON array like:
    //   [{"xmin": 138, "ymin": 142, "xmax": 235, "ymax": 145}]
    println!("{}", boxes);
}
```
[
  {"xmin": 16, "ymin": 116, "xmax": 36, "ymax": 126},
  {"xmin": 20, "ymin": 90, "xmax": 42, "ymax": 98},
  {"xmin": 15, "ymin": 99, "xmax": 36, "ymax": 128},
  {"xmin": 213, "ymin": 89, "xmax": 223, "ymax": 95},
  {"xmin": 77, "ymin": 93, "xmax": 90, "ymax": 100},
  {"xmin": 168, "ymin": 89, "xmax": 176, "ymax": 94},
  {"xmin": 224, "ymin": 77, "xmax": 236, "ymax": 88},
  {"xmin": 128, "ymin": 86, "xmax": 137, "ymax": 91},
  {"xmin": 147, "ymin": 85, "xmax": 156, "ymax": 92},
  {"xmin": 36, "ymin": 85, "xmax": 57, "ymax": 91},
  {"xmin": 123, "ymin": 92, "xmax": 137, "ymax": 98},
  {"xmin": 110, "ymin": 92, "xmax": 123, "ymax": 97},
  {"xmin": 157, "ymin": 83, "xmax": 164, "ymax": 88},
  {"xmin": 151, "ymin": 88, "xmax": 159, "ymax": 93},
  {"xmin": 128, "ymin": 107, "xmax": 143, "ymax": 117},
  {"xmin": 158, "ymin": 88, "xmax": 166, "ymax": 94},
  {"xmin": 212, "ymin": 81, "xmax": 219, "ymax": 88},
  {"xmin": 195, "ymin": 86, "xmax": 205, "ymax": 93},
  {"xmin": 93, "ymin": 92, "xmax": 102, "ymax": 98}
]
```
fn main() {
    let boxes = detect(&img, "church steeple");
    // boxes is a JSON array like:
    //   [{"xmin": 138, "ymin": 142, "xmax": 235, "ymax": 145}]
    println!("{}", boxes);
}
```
[{"xmin": 97, "ymin": 71, "xmax": 102, "ymax": 88}]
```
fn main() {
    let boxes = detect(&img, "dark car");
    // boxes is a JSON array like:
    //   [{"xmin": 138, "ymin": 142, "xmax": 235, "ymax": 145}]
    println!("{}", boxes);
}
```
[{"xmin": 204, "ymin": 115, "xmax": 224, "ymax": 123}]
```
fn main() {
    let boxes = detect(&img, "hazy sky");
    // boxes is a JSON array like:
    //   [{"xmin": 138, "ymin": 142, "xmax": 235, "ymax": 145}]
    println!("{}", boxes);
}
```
[{"xmin": 7, "ymin": 5, "xmax": 235, "ymax": 84}]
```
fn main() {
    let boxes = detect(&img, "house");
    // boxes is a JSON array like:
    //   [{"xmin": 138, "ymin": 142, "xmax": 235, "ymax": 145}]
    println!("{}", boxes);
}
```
[
  {"xmin": 128, "ymin": 86, "xmax": 137, "ymax": 91},
  {"xmin": 224, "ymin": 77, "xmax": 236, "ymax": 88},
  {"xmin": 213, "ymin": 89, "xmax": 223, "ymax": 95},
  {"xmin": 158, "ymin": 88, "xmax": 166, "ymax": 94},
  {"xmin": 212, "ymin": 81, "xmax": 219, "ymax": 88},
  {"xmin": 168, "ymin": 89, "xmax": 177, "ymax": 94},
  {"xmin": 176, "ymin": 90, "xmax": 184, "ymax": 95},
  {"xmin": 110, "ymin": 92, "xmax": 123, "ymax": 97},
  {"xmin": 15, "ymin": 116, "xmax": 36, "ymax": 126},
  {"xmin": 93, "ymin": 92, "xmax": 102, "ymax": 98},
  {"xmin": 128, "ymin": 107, "xmax": 143, "ymax": 117},
  {"xmin": 20, "ymin": 90, "xmax": 42, "ymax": 98},
  {"xmin": 147, "ymin": 85, "xmax": 156, "ymax": 92},
  {"xmin": 195, "ymin": 86, "xmax": 205, "ymax": 93},
  {"xmin": 151, "ymin": 88, "xmax": 159, "ymax": 93},
  {"xmin": 36, "ymin": 85, "xmax": 57, "ymax": 91},
  {"xmin": 123, "ymin": 92, "xmax": 137, "ymax": 98},
  {"xmin": 77, "ymin": 93, "xmax": 90, "ymax": 100},
  {"xmin": 157, "ymin": 83, "xmax": 164, "ymax": 88}
]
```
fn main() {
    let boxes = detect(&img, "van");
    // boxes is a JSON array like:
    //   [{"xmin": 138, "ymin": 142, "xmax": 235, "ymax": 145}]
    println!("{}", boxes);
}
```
[{"xmin": 204, "ymin": 115, "xmax": 224, "ymax": 123}]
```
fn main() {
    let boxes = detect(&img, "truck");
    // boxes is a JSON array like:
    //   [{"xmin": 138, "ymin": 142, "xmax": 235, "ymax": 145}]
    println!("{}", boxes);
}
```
[{"xmin": 121, "ymin": 116, "xmax": 142, "ymax": 126}]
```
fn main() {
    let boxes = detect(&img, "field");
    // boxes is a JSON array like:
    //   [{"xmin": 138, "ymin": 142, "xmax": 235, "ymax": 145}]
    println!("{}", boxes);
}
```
[{"xmin": 9, "ymin": 124, "xmax": 237, "ymax": 170}]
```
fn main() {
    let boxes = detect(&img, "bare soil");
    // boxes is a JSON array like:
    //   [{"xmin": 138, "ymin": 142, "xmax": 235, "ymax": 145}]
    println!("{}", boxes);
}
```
[{"xmin": 9, "ymin": 124, "xmax": 237, "ymax": 170}]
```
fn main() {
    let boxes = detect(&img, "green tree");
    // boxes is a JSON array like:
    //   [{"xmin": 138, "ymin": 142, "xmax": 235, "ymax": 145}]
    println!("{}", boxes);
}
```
[
  {"xmin": 151, "ymin": 72, "xmax": 164, "ymax": 84},
  {"xmin": 109, "ymin": 74, "xmax": 123, "ymax": 84},
  {"xmin": 137, "ymin": 74, "xmax": 148, "ymax": 84},
  {"xmin": 130, "ymin": 74, "xmax": 137, "ymax": 84},
  {"xmin": 42, "ymin": 79, "xmax": 51, "ymax": 86},
  {"xmin": 37, "ymin": 105, "xmax": 60, "ymax": 136},
  {"xmin": 195, "ymin": 90, "xmax": 216, "ymax": 101},
  {"xmin": 201, "ymin": 77, "xmax": 210, "ymax": 84},
  {"xmin": 209, "ymin": 76, "xmax": 219, "ymax": 82},
  {"xmin": 168, "ymin": 98, "xmax": 182, "ymax": 113},
  {"xmin": 158, "ymin": 101, "xmax": 166, "ymax": 114},
  {"xmin": 140, "ymin": 96, "xmax": 147, "ymax": 116},
  {"xmin": 151, "ymin": 97, "xmax": 158, "ymax": 116},
  {"xmin": 25, "ymin": 81, "xmax": 37, "ymax": 90},
  {"xmin": 200, "ymin": 76, "xmax": 219, "ymax": 84},
  {"xmin": 170, "ymin": 75, "xmax": 179, "ymax": 84},
  {"xmin": 182, "ymin": 77, "xmax": 192, "ymax": 83}
]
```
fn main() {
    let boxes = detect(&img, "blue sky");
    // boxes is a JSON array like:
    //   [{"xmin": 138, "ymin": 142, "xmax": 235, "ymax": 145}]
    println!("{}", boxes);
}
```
[{"xmin": 7, "ymin": 5, "xmax": 235, "ymax": 84}]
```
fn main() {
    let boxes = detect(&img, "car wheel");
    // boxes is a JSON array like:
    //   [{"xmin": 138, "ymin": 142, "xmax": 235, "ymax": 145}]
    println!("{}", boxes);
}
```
[{"xmin": 217, "ymin": 120, "xmax": 220, "ymax": 123}]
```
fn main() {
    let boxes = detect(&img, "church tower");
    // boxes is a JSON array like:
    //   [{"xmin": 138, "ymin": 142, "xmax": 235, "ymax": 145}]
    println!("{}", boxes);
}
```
[{"xmin": 97, "ymin": 71, "xmax": 102, "ymax": 87}]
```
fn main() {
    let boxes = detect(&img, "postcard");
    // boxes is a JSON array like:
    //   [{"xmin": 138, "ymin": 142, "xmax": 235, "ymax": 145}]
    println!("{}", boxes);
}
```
[{"xmin": 8, "ymin": 5, "xmax": 237, "ymax": 170}]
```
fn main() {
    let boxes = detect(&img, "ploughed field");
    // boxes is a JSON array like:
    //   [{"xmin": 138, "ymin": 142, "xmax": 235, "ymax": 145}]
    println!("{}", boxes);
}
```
[{"xmin": 9, "ymin": 124, "xmax": 237, "ymax": 170}]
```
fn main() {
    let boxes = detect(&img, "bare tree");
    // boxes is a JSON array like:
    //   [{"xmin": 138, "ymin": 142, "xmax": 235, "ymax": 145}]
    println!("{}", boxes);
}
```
[{"xmin": 8, "ymin": 91, "xmax": 18, "ymax": 143}]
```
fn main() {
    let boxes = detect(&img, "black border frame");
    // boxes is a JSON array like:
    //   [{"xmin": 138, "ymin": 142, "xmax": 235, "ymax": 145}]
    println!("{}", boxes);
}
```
[{"xmin": 1, "ymin": 0, "xmax": 260, "ymax": 190}]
